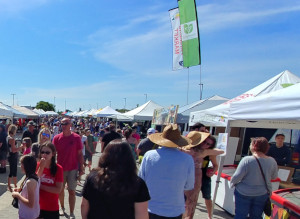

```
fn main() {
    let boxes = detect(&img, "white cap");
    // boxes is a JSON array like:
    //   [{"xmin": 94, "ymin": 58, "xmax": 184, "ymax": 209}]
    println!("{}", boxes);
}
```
[{"xmin": 147, "ymin": 128, "xmax": 156, "ymax": 135}]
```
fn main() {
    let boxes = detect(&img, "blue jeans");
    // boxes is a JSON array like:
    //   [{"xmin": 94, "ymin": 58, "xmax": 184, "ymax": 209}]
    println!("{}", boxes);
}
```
[{"xmin": 234, "ymin": 189, "xmax": 269, "ymax": 219}]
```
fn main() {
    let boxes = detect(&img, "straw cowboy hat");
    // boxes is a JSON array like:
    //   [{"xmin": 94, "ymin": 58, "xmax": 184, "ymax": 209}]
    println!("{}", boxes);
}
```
[
  {"xmin": 184, "ymin": 131, "xmax": 210, "ymax": 150},
  {"xmin": 148, "ymin": 124, "xmax": 191, "ymax": 148}
]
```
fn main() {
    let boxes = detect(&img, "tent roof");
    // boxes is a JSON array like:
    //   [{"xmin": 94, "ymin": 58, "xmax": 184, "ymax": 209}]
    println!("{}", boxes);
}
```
[
  {"xmin": 45, "ymin": 111, "xmax": 58, "ymax": 116},
  {"xmin": 0, "ymin": 103, "xmax": 26, "ymax": 118},
  {"xmin": 0, "ymin": 103, "xmax": 14, "ymax": 117},
  {"xmin": 96, "ymin": 106, "xmax": 121, "ymax": 117},
  {"xmin": 124, "ymin": 100, "xmax": 164, "ymax": 121},
  {"xmin": 228, "ymin": 83, "xmax": 300, "ymax": 129},
  {"xmin": 12, "ymin": 106, "xmax": 39, "ymax": 119},
  {"xmin": 189, "ymin": 70, "xmax": 300, "ymax": 127},
  {"xmin": 176, "ymin": 95, "xmax": 229, "ymax": 124},
  {"xmin": 33, "ymin": 108, "xmax": 46, "ymax": 115}
]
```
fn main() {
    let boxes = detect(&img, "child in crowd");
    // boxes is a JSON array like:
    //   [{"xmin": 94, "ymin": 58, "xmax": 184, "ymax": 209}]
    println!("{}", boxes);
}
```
[
  {"xmin": 22, "ymin": 137, "xmax": 32, "ymax": 155},
  {"xmin": 12, "ymin": 155, "xmax": 40, "ymax": 219}
]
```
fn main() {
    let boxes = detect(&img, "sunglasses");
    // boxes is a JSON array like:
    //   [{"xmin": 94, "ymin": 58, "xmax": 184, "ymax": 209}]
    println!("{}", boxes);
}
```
[
  {"xmin": 40, "ymin": 151, "xmax": 51, "ymax": 155},
  {"xmin": 204, "ymin": 141, "xmax": 214, "ymax": 146},
  {"xmin": 42, "ymin": 133, "xmax": 50, "ymax": 138},
  {"xmin": 61, "ymin": 123, "xmax": 69, "ymax": 126}
]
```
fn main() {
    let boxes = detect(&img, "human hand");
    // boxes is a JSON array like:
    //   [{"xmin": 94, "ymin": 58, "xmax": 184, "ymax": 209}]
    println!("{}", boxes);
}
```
[
  {"xmin": 13, "ymin": 188, "xmax": 21, "ymax": 192},
  {"xmin": 12, "ymin": 192, "xmax": 20, "ymax": 198},
  {"xmin": 206, "ymin": 167, "xmax": 215, "ymax": 177},
  {"xmin": 39, "ymin": 158, "xmax": 46, "ymax": 168}
]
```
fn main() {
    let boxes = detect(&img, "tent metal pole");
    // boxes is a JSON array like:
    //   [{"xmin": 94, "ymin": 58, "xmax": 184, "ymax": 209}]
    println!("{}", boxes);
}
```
[{"xmin": 211, "ymin": 122, "xmax": 231, "ymax": 217}]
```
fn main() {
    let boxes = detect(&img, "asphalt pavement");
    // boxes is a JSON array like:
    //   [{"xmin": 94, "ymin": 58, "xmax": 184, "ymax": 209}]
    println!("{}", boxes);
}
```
[{"xmin": 0, "ymin": 142, "xmax": 233, "ymax": 218}]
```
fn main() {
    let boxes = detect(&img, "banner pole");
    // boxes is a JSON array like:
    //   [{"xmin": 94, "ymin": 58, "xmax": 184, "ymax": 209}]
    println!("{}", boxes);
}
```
[
  {"xmin": 200, "ymin": 65, "xmax": 203, "ymax": 100},
  {"xmin": 187, "ymin": 67, "xmax": 189, "ymax": 105}
]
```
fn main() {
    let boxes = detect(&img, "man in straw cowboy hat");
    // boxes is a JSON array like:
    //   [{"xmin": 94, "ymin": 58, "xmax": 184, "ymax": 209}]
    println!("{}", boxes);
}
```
[{"xmin": 139, "ymin": 124, "xmax": 195, "ymax": 219}]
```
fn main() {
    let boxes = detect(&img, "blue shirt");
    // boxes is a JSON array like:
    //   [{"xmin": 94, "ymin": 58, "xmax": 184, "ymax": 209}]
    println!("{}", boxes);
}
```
[{"xmin": 139, "ymin": 147, "xmax": 195, "ymax": 217}]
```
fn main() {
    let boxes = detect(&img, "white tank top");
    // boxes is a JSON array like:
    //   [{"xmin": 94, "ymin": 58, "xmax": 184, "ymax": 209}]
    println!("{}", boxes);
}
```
[{"xmin": 19, "ymin": 177, "xmax": 40, "ymax": 219}]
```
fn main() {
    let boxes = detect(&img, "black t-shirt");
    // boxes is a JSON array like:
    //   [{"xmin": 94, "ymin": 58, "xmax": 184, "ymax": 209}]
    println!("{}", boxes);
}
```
[
  {"xmin": 31, "ymin": 143, "xmax": 40, "ymax": 158},
  {"xmin": 22, "ymin": 129, "xmax": 39, "ymax": 143},
  {"xmin": 137, "ymin": 138, "xmax": 157, "ymax": 156},
  {"xmin": 0, "ymin": 133, "xmax": 7, "ymax": 152},
  {"xmin": 101, "ymin": 131, "xmax": 121, "ymax": 149},
  {"xmin": 267, "ymin": 143, "xmax": 291, "ymax": 166},
  {"xmin": 82, "ymin": 171, "xmax": 150, "ymax": 219}
]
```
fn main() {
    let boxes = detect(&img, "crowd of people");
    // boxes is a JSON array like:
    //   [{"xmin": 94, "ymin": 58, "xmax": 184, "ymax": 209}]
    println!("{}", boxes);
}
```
[{"xmin": 0, "ymin": 116, "xmax": 291, "ymax": 219}]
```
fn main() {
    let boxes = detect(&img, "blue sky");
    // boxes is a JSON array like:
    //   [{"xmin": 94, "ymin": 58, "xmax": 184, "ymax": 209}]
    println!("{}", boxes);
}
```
[{"xmin": 1, "ymin": 0, "xmax": 299, "ymax": 112}]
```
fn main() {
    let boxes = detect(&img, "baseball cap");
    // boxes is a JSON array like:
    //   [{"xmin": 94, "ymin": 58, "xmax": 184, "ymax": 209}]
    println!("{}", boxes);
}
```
[{"xmin": 147, "ymin": 128, "xmax": 156, "ymax": 135}]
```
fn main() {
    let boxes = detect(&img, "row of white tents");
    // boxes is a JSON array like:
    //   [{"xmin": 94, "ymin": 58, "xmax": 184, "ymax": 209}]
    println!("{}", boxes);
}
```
[
  {"xmin": 1, "ymin": 70, "xmax": 298, "ymax": 129},
  {"xmin": 0, "ymin": 104, "xmax": 59, "ymax": 119}
]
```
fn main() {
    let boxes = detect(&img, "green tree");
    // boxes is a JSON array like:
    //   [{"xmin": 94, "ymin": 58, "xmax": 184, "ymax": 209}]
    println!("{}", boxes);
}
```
[{"xmin": 36, "ymin": 101, "xmax": 55, "ymax": 111}]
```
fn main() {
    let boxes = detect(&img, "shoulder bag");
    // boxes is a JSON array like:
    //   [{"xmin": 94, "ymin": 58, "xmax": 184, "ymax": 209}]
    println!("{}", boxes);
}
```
[{"xmin": 254, "ymin": 156, "xmax": 272, "ymax": 217}]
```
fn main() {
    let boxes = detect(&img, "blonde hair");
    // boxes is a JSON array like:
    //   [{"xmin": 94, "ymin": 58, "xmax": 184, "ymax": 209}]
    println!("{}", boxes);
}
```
[
  {"xmin": 8, "ymin": 124, "xmax": 17, "ymax": 135},
  {"xmin": 38, "ymin": 128, "xmax": 52, "ymax": 144}
]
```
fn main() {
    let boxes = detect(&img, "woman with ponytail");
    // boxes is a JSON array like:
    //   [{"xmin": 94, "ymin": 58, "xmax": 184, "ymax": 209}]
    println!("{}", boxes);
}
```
[{"xmin": 37, "ymin": 142, "xmax": 63, "ymax": 219}]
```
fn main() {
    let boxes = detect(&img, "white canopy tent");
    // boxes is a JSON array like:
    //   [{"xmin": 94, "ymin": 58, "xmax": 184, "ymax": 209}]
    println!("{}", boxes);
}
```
[
  {"xmin": 45, "ymin": 111, "xmax": 58, "ymax": 116},
  {"xmin": 189, "ymin": 70, "xmax": 300, "ymax": 127},
  {"xmin": 96, "ymin": 106, "xmax": 121, "ymax": 117},
  {"xmin": 212, "ymin": 82, "xmax": 300, "ymax": 217},
  {"xmin": 228, "ymin": 83, "xmax": 300, "ymax": 129},
  {"xmin": 12, "ymin": 106, "xmax": 39, "ymax": 119},
  {"xmin": 0, "ymin": 103, "xmax": 26, "ymax": 118},
  {"xmin": 177, "ymin": 95, "xmax": 228, "ymax": 124},
  {"xmin": 33, "ymin": 108, "xmax": 47, "ymax": 116},
  {"xmin": 107, "ymin": 114, "xmax": 133, "ymax": 121},
  {"xmin": 0, "ymin": 103, "xmax": 14, "ymax": 118},
  {"xmin": 124, "ymin": 100, "xmax": 164, "ymax": 121}
]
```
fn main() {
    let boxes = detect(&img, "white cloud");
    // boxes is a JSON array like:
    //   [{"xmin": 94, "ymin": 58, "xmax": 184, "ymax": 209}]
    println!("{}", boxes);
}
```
[{"xmin": 198, "ymin": 2, "xmax": 300, "ymax": 32}]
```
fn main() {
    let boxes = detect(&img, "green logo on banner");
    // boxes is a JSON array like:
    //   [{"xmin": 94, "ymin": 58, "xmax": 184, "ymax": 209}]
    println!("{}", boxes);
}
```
[{"xmin": 184, "ymin": 23, "xmax": 193, "ymax": 34}]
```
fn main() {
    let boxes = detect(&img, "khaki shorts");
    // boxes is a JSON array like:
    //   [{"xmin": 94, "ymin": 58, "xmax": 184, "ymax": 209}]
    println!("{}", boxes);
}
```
[{"xmin": 63, "ymin": 170, "xmax": 78, "ymax": 191}]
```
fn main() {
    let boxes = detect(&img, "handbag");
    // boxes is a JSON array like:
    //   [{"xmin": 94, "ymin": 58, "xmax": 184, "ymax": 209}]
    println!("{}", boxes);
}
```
[
  {"xmin": 254, "ymin": 156, "xmax": 272, "ymax": 217},
  {"xmin": 12, "ymin": 197, "xmax": 19, "ymax": 209},
  {"xmin": 11, "ymin": 176, "xmax": 27, "ymax": 209}
]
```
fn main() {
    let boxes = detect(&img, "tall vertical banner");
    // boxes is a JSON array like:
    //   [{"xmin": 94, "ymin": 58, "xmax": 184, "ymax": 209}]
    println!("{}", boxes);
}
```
[
  {"xmin": 169, "ymin": 8, "xmax": 184, "ymax": 71},
  {"xmin": 178, "ymin": 0, "xmax": 201, "ymax": 67}
]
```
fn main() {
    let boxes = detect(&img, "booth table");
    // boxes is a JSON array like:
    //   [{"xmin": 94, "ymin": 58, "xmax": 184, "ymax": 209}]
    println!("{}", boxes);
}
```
[
  {"xmin": 211, "ymin": 165, "xmax": 281, "ymax": 215},
  {"xmin": 270, "ymin": 188, "xmax": 300, "ymax": 219}
]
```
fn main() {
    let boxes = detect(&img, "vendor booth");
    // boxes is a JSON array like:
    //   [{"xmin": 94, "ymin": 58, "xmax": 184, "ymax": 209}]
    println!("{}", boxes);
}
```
[
  {"xmin": 270, "ymin": 188, "xmax": 300, "ymax": 219},
  {"xmin": 204, "ymin": 76, "xmax": 300, "ymax": 217},
  {"xmin": 214, "ymin": 82, "xmax": 300, "ymax": 216},
  {"xmin": 124, "ymin": 100, "xmax": 163, "ymax": 121}
]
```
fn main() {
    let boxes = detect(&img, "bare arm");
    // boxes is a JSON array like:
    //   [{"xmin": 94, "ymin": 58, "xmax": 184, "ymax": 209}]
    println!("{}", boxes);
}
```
[
  {"xmin": 101, "ymin": 141, "xmax": 105, "ymax": 153},
  {"xmin": 36, "ymin": 158, "xmax": 46, "ymax": 177},
  {"xmin": 78, "ymin": 149, "xmax": 84, "ymax": 175},
  {"xmin": 210, "ymin": 155, "xmax": 219, "ymax": 173},
  {"xmin": 9, "ymin": 139, "xmax": 23, "ymax": 153},
  {"xmin": 134, "ymin": 201, "xmax": 149, "ymax": 219},
  {"xmin": 81, "ymin": 197, "xmax": 90, "ymax": 219},
  {"xmin": 200, "ymin": 148, "xmax": 224, "ymax": 158},
  {"xmin": 12, "ymin": 179, "xmax": 37, "ymax": 208}
]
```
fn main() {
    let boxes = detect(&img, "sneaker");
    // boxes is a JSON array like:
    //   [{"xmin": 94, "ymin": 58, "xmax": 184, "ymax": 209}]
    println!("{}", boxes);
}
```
[
  {"xmin": 69, "ymin": 213, "xmax": 76, "ymax": 219},
  {"xmin": 59, "ymin": 207, "xmax": 65, "ymax": 216}
]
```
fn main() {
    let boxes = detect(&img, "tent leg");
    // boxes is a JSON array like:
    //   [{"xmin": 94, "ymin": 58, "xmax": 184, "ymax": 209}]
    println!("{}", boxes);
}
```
[{"xmin": 211, "ymin": 124, "xmax": 231, "ymax": 217}]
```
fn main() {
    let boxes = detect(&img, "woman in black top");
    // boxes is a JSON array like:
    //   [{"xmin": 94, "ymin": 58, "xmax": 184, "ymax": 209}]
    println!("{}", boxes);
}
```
[
  {"xmin": 81, "ymin": 140, "xmax": 150, "ymax": 219},
  {"xmin": 7, "ymin": 125, "xmax": 24, "ymax": 192},
  {"xmin": 0, "ymin": 124, "xmax": 8, "ymax": 173}
]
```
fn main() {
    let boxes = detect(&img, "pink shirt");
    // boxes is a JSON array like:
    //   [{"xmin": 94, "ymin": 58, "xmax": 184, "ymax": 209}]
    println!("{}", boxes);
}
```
[
  {"xmin": 52, "ymin": 133, "xmax": 83, "ymax": 171},
  {"xmin": 23, "ymin": 147, "xmax": 31, "ymax": 155}
]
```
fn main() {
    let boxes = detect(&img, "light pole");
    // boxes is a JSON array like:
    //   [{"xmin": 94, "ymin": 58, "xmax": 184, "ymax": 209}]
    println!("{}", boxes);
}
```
[
  {"xmin": 109, "ymin": 101, "xmax": 111, "ymax": 107},
  {"xmin": 199, "ymin": 83, "xmax": 203, "ymax": 100},
  {"xmin": 54, "ymin": 96, "xmax": 56, "ymax": 111},
  {"xmin": 144, "ymin": 94, "xmax": 147, "ymax": 102},
  {"xmin": 11, "ymin": 94, "xmax": 16, "ymax": 106},
  {"xmin": 123, "ymin": 98, "xmax": 126, "ymax": 109}
]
